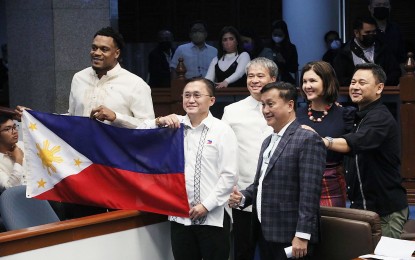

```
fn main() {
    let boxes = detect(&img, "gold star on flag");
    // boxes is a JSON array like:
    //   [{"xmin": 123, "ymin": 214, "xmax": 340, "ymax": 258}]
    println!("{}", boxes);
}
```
[
  {"xmin": 74, "ymin": 158, "xmax": 82, "ymax": 167},
  {"xmin": 29, "ymin": 122, "xmax": 37, "ymax": 131},
  {"xmin": 37, "ymin": 178, "xmax": 46, "ymax": 188}
]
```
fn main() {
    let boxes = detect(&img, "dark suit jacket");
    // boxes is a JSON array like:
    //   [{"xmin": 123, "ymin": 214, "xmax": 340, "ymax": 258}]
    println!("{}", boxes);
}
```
[
  {"xmin": 242, "ymin": 120, "xmax": 326, "ymax": 244},
  {"xmin": 148, "ymin": 46, "xmax": 175, "ymax": 87}
]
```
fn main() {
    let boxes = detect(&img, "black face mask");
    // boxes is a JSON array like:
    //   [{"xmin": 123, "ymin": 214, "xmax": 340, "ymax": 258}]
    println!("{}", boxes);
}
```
[
  {"xmin": 373, "ymin": 7, "xmax": 390, "ymax": 20},
  {"xmin": 159, "ymin": 42, "xmax": 172, "ymax": 51},
  {"xmin": 360, "ymin": 34, "xmax": 376, "ymax": 48}
]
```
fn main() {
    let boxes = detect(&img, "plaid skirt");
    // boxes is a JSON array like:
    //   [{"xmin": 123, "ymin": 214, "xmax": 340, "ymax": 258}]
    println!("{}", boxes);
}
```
[{"xmin": 320, "ymin": 163, "xmax": 347, "ymax": 207}]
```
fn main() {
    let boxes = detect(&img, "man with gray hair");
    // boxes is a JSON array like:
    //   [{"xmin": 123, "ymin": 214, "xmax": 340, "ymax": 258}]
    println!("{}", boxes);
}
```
[{"xmin": 222, "ymin": 57, "xmax": 278, "ymax": 260}]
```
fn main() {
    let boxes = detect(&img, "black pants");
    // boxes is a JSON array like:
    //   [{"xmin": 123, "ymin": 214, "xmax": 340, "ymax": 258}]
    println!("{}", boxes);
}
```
[
  {"xmin": 170, "ymin": 212, "xmax": 230, "ymax": 260},
  {"xmin": 232, "ymin": 209, "xmax": 255, "ymax": 260},
  {"xmin": 258, "ymin": 224, "xmax": 314, "ymax": 260}
]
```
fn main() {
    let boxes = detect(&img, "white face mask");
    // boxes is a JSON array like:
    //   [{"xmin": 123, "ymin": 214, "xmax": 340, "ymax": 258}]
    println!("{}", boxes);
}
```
[
  {"xmin": 272, "ymin": 36, "xmax": 284, "ymax": 44},
  {"xmin": 330, "ymin": 40, "xmax": 341, "ymax": 50}
]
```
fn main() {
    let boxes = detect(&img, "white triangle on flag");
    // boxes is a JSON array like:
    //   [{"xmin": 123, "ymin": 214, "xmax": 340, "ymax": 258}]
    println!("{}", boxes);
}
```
[{"xmin": 22, "ymin": 111, "xmax": 93, "ymax": 197}]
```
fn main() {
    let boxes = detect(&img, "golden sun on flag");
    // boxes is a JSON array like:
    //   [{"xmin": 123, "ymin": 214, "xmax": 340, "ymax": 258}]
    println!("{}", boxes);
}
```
[{"xmin": 36, "ymin": 140, "xmax": 64, "ymax": 175}]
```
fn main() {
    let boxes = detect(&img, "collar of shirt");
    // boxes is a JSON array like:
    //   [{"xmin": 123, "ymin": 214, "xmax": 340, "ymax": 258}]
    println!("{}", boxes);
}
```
[
  {"xmin": 90, "ymin": 63, "xmax": 121, "ymax": 78},
  {"xmin": 274, "ymin": 119, "xmax": 294, "ymax": 137},
  {"xmin": 182, "ymin": 112, "xmax": 214, "ymax": 129},
  {"xmin": 190, "ymin": 42, "xmax": 207, "ymax": 50},
  {"xmin": 356, "ymin": 98, "xmax": 382, "ymax": 119},
  {"xmin": 246, "ymin": 95, "xmax": 262, "ymax": 110}
]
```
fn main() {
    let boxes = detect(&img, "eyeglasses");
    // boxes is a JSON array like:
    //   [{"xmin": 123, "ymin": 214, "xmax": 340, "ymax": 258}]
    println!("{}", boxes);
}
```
[
  {"xmin": 182, "ymin": 92, "xmax": 212, "ymax": 99},
  {"xmin": 0, "ymin": 124, "xmax": 18, "ymax": 134}
]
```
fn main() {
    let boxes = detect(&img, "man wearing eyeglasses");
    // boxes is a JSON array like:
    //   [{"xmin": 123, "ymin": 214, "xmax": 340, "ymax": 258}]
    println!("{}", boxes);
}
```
[
  {"xmin": 149, "ymin": 77, "xmax": 238, "ymax": 260},
  {"xmin": 0, "ymin": 114, "xmax": 25, "ymax": 192}
]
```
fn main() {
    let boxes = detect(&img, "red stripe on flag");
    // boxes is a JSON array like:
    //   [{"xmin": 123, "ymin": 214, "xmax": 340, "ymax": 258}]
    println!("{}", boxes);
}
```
[{"xmin": 35, "ymin": 164, "xmax": 190, "ymax": 217}]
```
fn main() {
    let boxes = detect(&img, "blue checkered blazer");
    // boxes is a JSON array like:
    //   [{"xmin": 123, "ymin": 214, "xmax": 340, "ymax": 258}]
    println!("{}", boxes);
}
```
[{"xmin": 242, "ymin": 120, "xmax": 326, "ymax": 244}]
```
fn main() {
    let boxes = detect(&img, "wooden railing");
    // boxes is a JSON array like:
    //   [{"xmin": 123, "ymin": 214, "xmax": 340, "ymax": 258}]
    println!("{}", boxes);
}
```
[{"xmin": 0, "ymin": 210, "xmax": 167, "ymax": 257}]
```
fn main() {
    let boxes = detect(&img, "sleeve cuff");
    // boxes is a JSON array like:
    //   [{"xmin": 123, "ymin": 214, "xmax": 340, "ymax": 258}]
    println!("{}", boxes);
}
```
[
  {"xmin": 239, "ymin": 194, "xmax": 246, "ymax": 207},
  {"xmin": 295, "ymin": 232, "xmax": 311, "ymax": 240}
]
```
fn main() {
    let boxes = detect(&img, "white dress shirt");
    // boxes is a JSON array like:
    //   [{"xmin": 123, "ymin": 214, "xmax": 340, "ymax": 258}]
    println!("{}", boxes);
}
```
[
  {"xmin": 147, "ymin": 113, "xmax": 238, "ymax": 227},
  {"xmin": 0, "ymin": 141, "xmax": 25, "ymax": 191},
  {"xmin": 68, "ymin": 63, "xmax": 155, "ymax": 128},
  {"xmin": 222, "ymin": 96, "xmax": 273, "ymax": 212}
]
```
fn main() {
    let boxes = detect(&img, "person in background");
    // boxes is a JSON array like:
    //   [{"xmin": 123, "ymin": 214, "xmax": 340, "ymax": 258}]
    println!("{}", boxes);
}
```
[
  {"xmin": 240, "ymin": 29, "xmax": 273, "ymax": 60},
  {"xmin": 148, "ymin": 29, "xmax": 175, "ymax": 87},
  {"xmin": 229, "ymin": 81, "xmax": 326, "ymax": 260},
  {"xmin": 205, "ymin": 26, "xmax": 250, "ymax": 89},
  {"xmin": 333, "ymin": 16, "xmax": 401, "ymax": 86},
  {"xmin": 297, "ymin": 61, "xmax": 355, "ymax": 207},
  {"xmin": 270, "ymin": 20, "xmax": 298, "ymax": 85},
  {"xmin": 222, "ymin": 57, "xmax": 278, "ymax": 260},
  {"xmin": 319, "ymin": 63, "xmax": 408, "ymax": 238},
  {"xmin": 368, "ymin": 0, "xmax": 406, "ymax": 64},
  {"xmin": 322, "ymin": 31, "xmax": 343, "ymax": 67},
  {"xmin": 170, "ymin": 21, "xmax": 217, "ymax": 79},
  {"xmin": 153, "ymin": 77, "xmax": 238, "ymax": 260},
  {"xmin": 0, "ymin": 114, "xmax": 24, "ymax": 192}
]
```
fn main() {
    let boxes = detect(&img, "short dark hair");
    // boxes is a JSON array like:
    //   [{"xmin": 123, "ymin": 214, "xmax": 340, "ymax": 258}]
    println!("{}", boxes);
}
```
[
  {"xmin": 94, "ymin": 27, "xmax": 125, "ymax": 50},
  {"xmin": 261, "ymin": 81, "xmax": 298, "ymax": 111},
  {"xmin": 354, "ymin": 63, "xmax": 387, "ymax": 84},
  {"xmin": 353, "ymin": 16, "xmax": 377, "ymax": 31},
  {"xmin": 0, "ymin": 114, "xmax": 13, "ymax": 125},
  {"xmin": 189, "ymin": 20, "xmax": 208, "ymax": 32},
  {"xmin": 186, "ymin": 77, "xmax": 216, "ymax": 96},
  {"xmin": 324, "ymin": 30, "xmax": 340, "ymax": 43},
  {"xmin": 300, "ymin": 61, "xmax": 339, "ymax": 104}
]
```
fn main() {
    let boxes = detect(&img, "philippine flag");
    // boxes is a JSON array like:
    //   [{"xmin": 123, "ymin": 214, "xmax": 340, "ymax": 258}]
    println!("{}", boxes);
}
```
[{"xmin": 22, "ymin": 110, "xmax": 190, "ymax": 217}]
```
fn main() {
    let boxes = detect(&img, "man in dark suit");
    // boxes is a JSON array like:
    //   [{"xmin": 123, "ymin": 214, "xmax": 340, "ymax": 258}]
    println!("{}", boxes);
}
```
[
  {"xmin": 148, "ymin": 30, "xmax": 175, "ymax": 87},
  {"xmin": 229, "ymin": 81, "xmax": 326, "ymax": 259},
  {"xmin": 333, "ymin": 16, "xmax": 401, "ymax": 86}
]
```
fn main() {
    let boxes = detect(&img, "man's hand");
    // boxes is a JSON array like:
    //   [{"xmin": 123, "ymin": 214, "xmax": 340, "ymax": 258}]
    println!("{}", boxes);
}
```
[
  {"xmin": 189, "ymin": 204, "xmax": 208, "ymax": 221},
  {"xmin": 90, "ymin": 105, "xmax": 116, "ymax": 122},
  {"xmin": 228, "ymin": 186, "xmax": 242, "ymax": 208},
  {"xmin": 14, "ymin": 106, "xmax": 31, "ymax": 121},
  {"xmin": 292, "ymin": 236, "xmax": 308, "ymax": 259},
  {"xmin": 6, "ymin": 145, "xmax": 24, "ymax": 165},
  {"xmin": 158, "ymin": 114, "xmax": 180, "ymax": 128}
]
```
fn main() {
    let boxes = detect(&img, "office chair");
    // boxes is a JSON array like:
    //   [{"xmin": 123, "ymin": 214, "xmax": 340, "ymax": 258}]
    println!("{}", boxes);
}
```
[{"xmin": 0, "ymin": 185, "xmax": 60, "ymax": 231}]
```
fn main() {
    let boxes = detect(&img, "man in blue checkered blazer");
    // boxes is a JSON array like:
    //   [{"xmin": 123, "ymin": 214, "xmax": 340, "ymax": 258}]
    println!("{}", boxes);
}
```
[{"xmin": 229, "ymin": 81, "xmax": 326, "ymax": 259}]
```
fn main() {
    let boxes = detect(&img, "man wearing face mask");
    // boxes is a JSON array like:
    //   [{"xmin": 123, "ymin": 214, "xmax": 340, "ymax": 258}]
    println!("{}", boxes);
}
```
[
  {"xmin": 322, "ymin": 31, "xmax": 343, "ymax": 67},
  {"xmin": 369, "ymin": 0, "xmax": 406, "ymax": 64},
  {"xmin": 148, "ymin": 29, "xmax": 176, "ymax": 87},
  {"xmin": 170, "ymin": 21, "xmax": 217, "ymax": 79},
  {"xmin": 333, "ymin": 16, "xmax": 401, "ymax": 86}
]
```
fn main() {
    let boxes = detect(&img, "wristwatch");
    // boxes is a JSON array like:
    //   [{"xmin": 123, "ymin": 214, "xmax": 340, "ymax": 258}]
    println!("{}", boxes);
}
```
[{"xmin": 324, "ymin": 136, "xmax": 333, "ymax": 149}]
